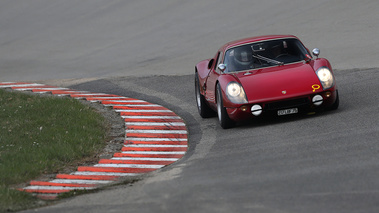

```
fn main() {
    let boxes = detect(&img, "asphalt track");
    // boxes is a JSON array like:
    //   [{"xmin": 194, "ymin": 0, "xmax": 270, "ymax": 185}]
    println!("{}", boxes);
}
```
[{"xmin": 1, "ymin": 0, "xmax": 379, "ymax": 212}]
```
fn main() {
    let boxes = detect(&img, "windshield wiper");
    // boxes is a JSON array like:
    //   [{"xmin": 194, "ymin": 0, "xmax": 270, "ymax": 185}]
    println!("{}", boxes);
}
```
[{"xmin": 252, "ymin": 53, "xmax": 284, "ymax": 66}]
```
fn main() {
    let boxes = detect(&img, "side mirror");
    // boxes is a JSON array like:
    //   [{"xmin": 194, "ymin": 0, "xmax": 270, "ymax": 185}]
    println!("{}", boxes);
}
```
[
  {"xmin": 218, "ymin": 64, "xmax": 227, "ymax": 72},
  {"xmin": 312, "ymin": 48, "xmax": 320, "ymax": 58}
]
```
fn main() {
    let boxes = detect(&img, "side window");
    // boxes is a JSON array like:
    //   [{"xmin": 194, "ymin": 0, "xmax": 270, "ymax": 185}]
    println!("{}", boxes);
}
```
[{"xmin": 215, "ymin": 52, "xmax": 223, "ymax": 72}]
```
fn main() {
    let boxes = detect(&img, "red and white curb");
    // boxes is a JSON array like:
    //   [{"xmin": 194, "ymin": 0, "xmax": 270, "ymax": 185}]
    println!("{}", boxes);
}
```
[{"xmin": 0, "ymin": 82, "xmax": 188, "ymax": 200}]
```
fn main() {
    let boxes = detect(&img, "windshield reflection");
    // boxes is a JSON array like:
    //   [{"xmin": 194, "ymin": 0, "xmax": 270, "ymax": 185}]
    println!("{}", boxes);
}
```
[{"xmin": 223, "ymin": 38, "xmax": 309, "ymax": 73}]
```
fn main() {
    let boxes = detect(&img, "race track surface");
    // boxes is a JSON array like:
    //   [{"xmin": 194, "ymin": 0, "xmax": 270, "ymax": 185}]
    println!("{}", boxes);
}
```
[
  {"xmin": 1, "ymin": 0, "xmax": 379, "ymax": 212},
  {"xmin": 1, "ymin": 0, "xmax": 378, "ymax": 82},
  {"xmin": 29, "ymin": 69, "xmax": 378, "ymax": 213}
]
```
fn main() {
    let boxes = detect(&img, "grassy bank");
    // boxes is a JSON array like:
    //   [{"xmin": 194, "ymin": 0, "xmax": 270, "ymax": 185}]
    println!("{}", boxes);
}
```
[{"xmin": 0, "ymin": 89, "xmax": 108, "ymax": 212}]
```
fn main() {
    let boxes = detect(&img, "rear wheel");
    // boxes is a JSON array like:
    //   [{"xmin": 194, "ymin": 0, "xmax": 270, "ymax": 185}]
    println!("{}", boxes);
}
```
[
  {"xmin": 216, "ymin": 83, "xmax": 234, "ymax": 129},
  {"xmin": 195, "ymin": 74, "xmax": 214, "ymax": 118}
]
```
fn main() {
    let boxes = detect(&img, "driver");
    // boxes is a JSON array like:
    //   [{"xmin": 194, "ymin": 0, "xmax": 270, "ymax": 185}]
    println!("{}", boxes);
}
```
[{"xmin": 232, "ymin": 46, "xmax": 254, "ymax": 71}]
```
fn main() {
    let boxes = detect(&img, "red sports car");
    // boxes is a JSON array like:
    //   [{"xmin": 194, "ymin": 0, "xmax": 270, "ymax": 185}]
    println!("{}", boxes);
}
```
[{"xmin": 195, "ymin": 35, "xmax": 339, "ymax": 128}]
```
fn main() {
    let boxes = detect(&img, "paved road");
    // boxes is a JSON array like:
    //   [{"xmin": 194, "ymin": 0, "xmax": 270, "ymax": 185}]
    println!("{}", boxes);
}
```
[
  {"xmin": 29, "ymin": 69, "xmax": 379, "ymax": 213},
  {"xmin": 1, "ymin": 0, "xmax": 378, "ymax": 82},
  {"xmin": 1, "ymin": 0, "xmax": 378, "ymax": 212}
]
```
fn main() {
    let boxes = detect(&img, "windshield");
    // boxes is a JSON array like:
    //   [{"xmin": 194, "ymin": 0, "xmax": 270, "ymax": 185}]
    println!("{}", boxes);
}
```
[{"xmin": 223, "ymin": 38, "xmax": 309, "ymax": 73}]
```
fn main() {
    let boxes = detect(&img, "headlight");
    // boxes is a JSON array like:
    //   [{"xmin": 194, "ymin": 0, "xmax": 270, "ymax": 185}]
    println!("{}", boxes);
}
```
[
  {"xmin": 226, "ymin": 82, "xmax": 248, "ymax": 104},
  {"xmin": 316, "ymin": 67, "xmax": 334, "ymax": 89}
]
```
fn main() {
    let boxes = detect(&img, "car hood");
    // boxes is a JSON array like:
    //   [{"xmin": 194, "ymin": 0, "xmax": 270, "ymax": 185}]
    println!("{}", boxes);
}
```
[{"xmin": 235, "ymin": 62, "xmax": 322, "ymax": 103}]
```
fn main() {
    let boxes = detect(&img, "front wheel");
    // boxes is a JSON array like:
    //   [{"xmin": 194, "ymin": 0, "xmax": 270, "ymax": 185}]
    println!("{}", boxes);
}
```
[{"xmin": 216, "ymin": 83, "xmax": 234, "ymax": 129}]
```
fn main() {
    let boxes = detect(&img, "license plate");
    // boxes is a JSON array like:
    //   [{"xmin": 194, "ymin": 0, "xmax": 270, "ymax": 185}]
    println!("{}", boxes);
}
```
[{"xmin": 277, "ymin": 108, "xmax": 298, "ymax": 116}]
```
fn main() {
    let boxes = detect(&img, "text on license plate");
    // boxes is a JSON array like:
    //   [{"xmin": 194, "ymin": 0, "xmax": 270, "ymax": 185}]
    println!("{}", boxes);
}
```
[{"xmin": 277, "ymin": 108, "xmax": 298, "ymax": 116}]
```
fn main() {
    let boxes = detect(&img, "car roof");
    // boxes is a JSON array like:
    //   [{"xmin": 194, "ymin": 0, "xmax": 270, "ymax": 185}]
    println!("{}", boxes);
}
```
[{"xmin": 220, "ymin": 35, "xmax": 299, "ymax": 51}]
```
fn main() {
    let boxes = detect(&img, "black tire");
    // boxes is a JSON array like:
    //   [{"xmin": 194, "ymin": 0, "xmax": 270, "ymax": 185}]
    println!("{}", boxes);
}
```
[
  {"xmin": 328, "ymin": 90, "xmax": 339, "ymax": 110},
  {"xmin": 216, "ymin": 83, "xmax": 234, "ymax": 129},
  {"xmin": 195, "ymin": 74, "xmax": 214, "ymax": 118}
]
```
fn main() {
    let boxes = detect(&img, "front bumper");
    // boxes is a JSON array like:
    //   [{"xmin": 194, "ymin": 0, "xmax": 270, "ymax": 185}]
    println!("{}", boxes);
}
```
[{"xmin": 226, "ymin": 89, "xmax": 338, "ymax": 122}]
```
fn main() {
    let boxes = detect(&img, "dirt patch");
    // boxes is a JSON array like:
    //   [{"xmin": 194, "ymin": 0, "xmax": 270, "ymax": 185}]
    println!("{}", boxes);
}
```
[{"xmin": 80, "ymin": 99, "xmax": 125, "ymax": 160}]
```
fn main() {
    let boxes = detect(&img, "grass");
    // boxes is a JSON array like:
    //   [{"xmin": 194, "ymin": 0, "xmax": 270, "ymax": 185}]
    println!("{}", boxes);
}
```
[{"xmin": 0, "ymin": 89, "xmax": 109, "ymax": 212}]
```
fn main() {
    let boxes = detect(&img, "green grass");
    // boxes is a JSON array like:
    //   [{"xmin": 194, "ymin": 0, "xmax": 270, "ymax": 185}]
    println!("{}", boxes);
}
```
[{"xmin": 0, "ymin": 89, "xmax": 108, "ymax": 212}]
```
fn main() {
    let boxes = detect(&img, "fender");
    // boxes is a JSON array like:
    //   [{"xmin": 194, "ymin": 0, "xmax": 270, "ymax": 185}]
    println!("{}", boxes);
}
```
[
  {"xmin": 196, "ymin": 58, "xmax": 213, "ymax": 94},
  {"xmin": 310, "ymin": 58, "xmax": 332, "ymax": 71},
  {"xmin": 310, "ymin": 58, "xmax": 337, "ymax": 90},
  {"xmin": 216, "ymin": 74, "xmax": 243, "ymax": 108}
]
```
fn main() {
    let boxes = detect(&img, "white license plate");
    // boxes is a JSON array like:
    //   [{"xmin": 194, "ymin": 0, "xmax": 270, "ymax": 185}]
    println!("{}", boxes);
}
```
[{"xmin": 277, "ymin": 108, "xmax": 298, "ymax": 116}]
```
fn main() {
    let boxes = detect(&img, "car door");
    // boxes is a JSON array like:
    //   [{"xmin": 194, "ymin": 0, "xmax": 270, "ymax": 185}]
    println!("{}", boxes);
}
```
[{"xmin": 205, "ymin": 52, "xmax": 223, "ymax": 106}]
